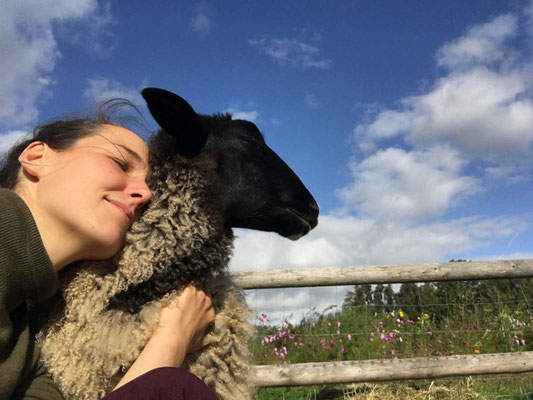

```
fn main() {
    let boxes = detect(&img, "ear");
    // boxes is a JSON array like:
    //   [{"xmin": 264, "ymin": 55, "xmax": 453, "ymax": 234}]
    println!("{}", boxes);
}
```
[
  {"xmin": 18, "ymin": 141, "xmax": 47, "ymax": 180},
  {"xmin": 141, "ymin": 87, "xmax": 207, "ymax": 158}
]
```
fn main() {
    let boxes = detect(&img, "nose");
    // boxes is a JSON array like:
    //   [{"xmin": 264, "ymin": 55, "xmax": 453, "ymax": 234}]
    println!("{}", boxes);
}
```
[{"xmin": 126, "ymin": 178, "xmax": 152, "ymax": 207}]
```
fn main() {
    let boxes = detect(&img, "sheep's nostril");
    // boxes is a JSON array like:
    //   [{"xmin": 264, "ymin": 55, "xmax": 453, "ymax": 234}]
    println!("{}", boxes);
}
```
[{"xmin": 309, "ymin": 200, "xmax": 319, "ymax": 217}]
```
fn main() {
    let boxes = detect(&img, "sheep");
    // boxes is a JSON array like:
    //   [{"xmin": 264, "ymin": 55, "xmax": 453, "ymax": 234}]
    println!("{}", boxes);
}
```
[{"xmin": 38, "ymin": 87, "xmax": 319, "ymax": 400}]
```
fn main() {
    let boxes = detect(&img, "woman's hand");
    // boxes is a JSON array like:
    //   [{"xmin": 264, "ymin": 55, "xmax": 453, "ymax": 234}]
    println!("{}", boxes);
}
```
[
  {"xmin": 156, "ymin": 285, "xmax": 215, "ymax": 353},
  {"xmin": 113, "ymin": 285, "xmax": 215, "ymax": 390}
]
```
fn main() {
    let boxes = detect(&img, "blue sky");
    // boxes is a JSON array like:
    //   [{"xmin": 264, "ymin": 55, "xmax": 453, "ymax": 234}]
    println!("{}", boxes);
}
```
[{"xmin": 2, "ymin": 0, "xmax": 533, "ymax": 322}]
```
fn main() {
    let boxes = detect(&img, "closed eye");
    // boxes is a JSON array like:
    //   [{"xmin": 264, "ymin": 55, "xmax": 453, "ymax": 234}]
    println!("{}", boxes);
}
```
[
  {"xmin": 238, "ymin": 135, "xmax": 260, "ymax": 145},
  {"xmin": 111, "ymin": 157, "xmax": 128, "ymax": 171}
]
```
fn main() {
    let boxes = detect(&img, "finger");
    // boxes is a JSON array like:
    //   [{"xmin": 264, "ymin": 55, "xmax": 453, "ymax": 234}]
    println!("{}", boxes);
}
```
[
  {"xmin": 206, "ymin": 308, "xmax": 215, "ymax": 322},
  {"xmin": 204, "ymin": 296, "xmax": 212, "ymax": 309}
]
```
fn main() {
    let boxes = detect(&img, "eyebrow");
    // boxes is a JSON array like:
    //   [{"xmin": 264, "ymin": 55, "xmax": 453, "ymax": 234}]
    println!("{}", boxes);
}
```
[{"xmin": 115, "ymin": 144, "xmax": 143, "ymax": 163}]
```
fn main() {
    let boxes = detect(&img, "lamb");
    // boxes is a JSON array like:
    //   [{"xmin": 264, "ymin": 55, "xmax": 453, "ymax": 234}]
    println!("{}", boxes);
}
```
[{"xmin": 38, "ymin": 87, "xmax": 319, "ymax": 400}]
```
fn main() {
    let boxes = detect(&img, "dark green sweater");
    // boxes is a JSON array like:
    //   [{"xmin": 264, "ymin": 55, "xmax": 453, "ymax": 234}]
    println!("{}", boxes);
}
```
[{"xmin": 0, "ymin": 189, "xmax": 63, "ymax": 400}]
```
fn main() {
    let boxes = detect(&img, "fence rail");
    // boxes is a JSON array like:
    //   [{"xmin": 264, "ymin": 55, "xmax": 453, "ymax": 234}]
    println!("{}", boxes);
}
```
[
  {"xmin": 232, "ymin": 259, "xmax": 533, "ymax": 289},
  {"xmin": 235, "ymin": 259, "xmax": 533, "ymax": 387},
  {"xmin": 253, "ymin": 352, "xmax": 533, "ymax": 387}
]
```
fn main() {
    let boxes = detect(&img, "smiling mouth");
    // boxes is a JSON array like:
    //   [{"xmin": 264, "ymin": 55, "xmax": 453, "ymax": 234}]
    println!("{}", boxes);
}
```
[{"xmin": 106, "ymin": 199, "xmax": 133, "ymax": 224}]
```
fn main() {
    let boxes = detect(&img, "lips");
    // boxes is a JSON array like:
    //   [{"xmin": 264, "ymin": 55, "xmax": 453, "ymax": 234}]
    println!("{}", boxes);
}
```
[{"xmin": 106, "ymin": 199, "xmax": 133, "ymax": 224}]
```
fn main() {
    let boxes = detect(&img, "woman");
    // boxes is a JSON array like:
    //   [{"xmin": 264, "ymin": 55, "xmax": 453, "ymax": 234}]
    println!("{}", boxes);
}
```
[{"xmin": 0, "ymin": 111, "xmax": 218, "ymax": 399}]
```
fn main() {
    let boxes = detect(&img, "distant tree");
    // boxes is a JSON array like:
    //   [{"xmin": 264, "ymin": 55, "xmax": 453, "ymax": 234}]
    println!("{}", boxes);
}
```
[
  {"xmin": 418, "ymin": 282, "xmax": 440, "ymax": 317},
  {"xmin": 477, "ymin": 278, "xmax": 532, "ymax": 313},
  {"xmin": 383, "ymin": 284, "xmax": 395, "ymax": 312},
  {"xmin": 372, "ymin": 284, "xmax": 385, "ymax": 314},
  {"xmin": 343, "ymin": 284, "xmax": 373, "ymax": 313},
  {"xmin": 395, "ymin": 282, "xmax": 420, "ymax": 318}
]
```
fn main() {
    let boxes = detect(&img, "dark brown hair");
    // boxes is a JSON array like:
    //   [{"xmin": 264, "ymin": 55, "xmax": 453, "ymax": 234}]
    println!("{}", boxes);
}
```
[{"xmin": 0, "ymin": 99, "xmax": 146, "ymax": 189}]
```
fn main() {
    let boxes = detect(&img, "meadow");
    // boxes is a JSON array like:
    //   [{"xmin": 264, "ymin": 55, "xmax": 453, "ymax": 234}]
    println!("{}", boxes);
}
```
[{"xmin": 249, "ymin": 278, "xmax": 533, "ymax": 399}]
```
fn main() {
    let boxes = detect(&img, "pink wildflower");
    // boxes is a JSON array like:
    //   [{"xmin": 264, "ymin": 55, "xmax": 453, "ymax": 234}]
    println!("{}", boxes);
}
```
[{"xmin": 347, "ymin": 334, "xmax": 352, "ymax": 341}]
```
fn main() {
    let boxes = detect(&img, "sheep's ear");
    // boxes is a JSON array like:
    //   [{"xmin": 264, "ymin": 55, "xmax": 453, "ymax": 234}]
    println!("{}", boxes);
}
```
[{"xmin": 141, "ymin": 87, "xmax": 207, "ymax": 158}]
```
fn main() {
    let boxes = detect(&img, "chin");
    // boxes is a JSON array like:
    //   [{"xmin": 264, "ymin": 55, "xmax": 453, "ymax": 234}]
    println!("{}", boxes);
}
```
[{"xmin": 86, "ymin": 233, "xmax": 125, "ymax": 260}]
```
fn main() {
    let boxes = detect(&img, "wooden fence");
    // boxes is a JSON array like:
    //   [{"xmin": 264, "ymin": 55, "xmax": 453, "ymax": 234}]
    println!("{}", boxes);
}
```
[{"xmin": 231, "ymin": 259, "xmax": 533, "ymax": 387}]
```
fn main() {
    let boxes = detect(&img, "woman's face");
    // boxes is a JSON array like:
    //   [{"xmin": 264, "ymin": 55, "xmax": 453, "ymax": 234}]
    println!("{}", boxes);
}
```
[{"xmin": 36, "ymin": 124, "xmax": 152, "ymax": 260}]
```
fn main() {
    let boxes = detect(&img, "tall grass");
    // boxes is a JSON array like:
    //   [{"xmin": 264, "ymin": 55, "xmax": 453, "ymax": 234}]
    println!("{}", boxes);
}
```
[
  {"xmin": 251, "ymin": 304, "xmax": 532, "ymax": 364},
  {"xmin": 249, "ymin": 301, "xmax": 533, "ymax": 399}
]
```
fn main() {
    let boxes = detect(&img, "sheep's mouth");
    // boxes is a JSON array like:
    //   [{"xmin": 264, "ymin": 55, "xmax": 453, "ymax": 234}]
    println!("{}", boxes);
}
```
[{"xmin": 285, "ymin": 207, "xmax": 317, "ymax": 240}]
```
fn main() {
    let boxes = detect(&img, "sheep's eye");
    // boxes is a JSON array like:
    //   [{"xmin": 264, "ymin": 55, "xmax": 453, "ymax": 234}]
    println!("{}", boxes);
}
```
[{"xmin": 238, "ymin": 135, "xmax": 258, "ymax": 145}]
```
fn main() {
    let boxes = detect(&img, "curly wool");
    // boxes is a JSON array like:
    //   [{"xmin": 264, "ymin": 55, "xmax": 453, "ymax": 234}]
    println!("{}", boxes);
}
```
[{"xmin": 38, "ymin": 148, "xmax": 254, "ymax": 399}]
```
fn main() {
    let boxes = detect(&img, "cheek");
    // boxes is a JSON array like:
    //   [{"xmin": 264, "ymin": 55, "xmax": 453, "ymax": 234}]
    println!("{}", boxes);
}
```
[{"xmin": 95, "ymin": 165, "xmax": 128, "ymax": 187}]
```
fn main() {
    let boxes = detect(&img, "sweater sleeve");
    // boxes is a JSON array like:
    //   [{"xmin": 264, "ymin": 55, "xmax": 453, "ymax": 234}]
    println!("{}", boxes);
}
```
[{"xmin": 10, "ymin": 361, "xmax": 65, "ymax": 400}]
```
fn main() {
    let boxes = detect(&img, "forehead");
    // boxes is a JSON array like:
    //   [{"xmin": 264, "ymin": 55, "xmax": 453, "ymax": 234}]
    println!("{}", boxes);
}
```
[{"xmin": 76, "ymin": 125, "xmax": 149, "ymax": 165}]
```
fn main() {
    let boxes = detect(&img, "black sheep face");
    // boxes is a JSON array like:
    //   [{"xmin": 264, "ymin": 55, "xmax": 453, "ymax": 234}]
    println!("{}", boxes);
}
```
[{"xmin": 141, "ymin": 88, "xmax": 319, "ymax": 240}]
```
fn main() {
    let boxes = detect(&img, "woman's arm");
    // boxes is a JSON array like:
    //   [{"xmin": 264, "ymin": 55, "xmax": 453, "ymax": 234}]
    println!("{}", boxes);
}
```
[{"xmin": 113, "ymin": 286, "xmax": 215, "ymax": 390}]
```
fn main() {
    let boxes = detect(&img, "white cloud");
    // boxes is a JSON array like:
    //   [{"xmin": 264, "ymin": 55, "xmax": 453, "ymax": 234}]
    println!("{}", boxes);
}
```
[
  {"xmin": 0, "ymin": 130, "xmax": 31, "ymax": 155},
  {"xmin": 225, "ymin": 108, "xmax": 260, "ymax": 123},
  {"xmin": 249, "ymin": 35, "xmax": 333, "ymax": 69},
  {"xmin": 408, "ymin": 68, "xmax": 533, "ymax": 161},
  {"xmin": 356, "ymin": 68, "xmax": 533, "ymax": 167},
  {"xmin": 353, "ymin": 7, "xmax": 533, "ymax": 177},
  {"xmin": 84, "ymin": 77, "xmax": 143, "ymax": 105},
  {"xmin": 436, "ymin": 14, "xmax": 517, "ymax": 70},
  {"xmin": 231, "ymin": 212, "xmax": 527, "ymax": 324},
  {"xmin": 338, "ymin": 146, "xmax": 478, "ymax": 224},
  {"xmin": 0, "ymin": 0, "xmax": 113, "ymax": 129},
  {"xmin": 230, "ymin": 214, "xmax": 524, "ymax": 273},
  {"xmin": 55, "ymin": 1, "xmax": 116, "ymax": 56},
  {"xmin": 235, "ymin": 6, "xmax": 533, "ymax": 323},
  {"xmin": 190, "ymin": 5, "xmax": 212, "ymax": 36},
  {"xmin": 245, "ymin": 286, "xmax": 346, "ymax": 325}
]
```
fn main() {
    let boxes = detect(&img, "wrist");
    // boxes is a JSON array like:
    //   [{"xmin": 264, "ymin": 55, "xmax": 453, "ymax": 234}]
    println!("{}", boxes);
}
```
[{"xmin": 150, "ymin": 327, "xmax": 189, "ymax": 364}]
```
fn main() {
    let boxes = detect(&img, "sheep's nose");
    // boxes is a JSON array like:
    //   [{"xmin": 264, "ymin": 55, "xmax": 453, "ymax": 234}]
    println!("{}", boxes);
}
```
[{"xmin": 309, "ymin": 200, "xmax": 319, "ymax": 219}]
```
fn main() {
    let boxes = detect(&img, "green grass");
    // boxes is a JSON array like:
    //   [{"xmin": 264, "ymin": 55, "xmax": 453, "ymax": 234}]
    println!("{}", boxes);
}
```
[{"xmin": 250, "ymin": 303, "xmax": 532, "ymax": 399}]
